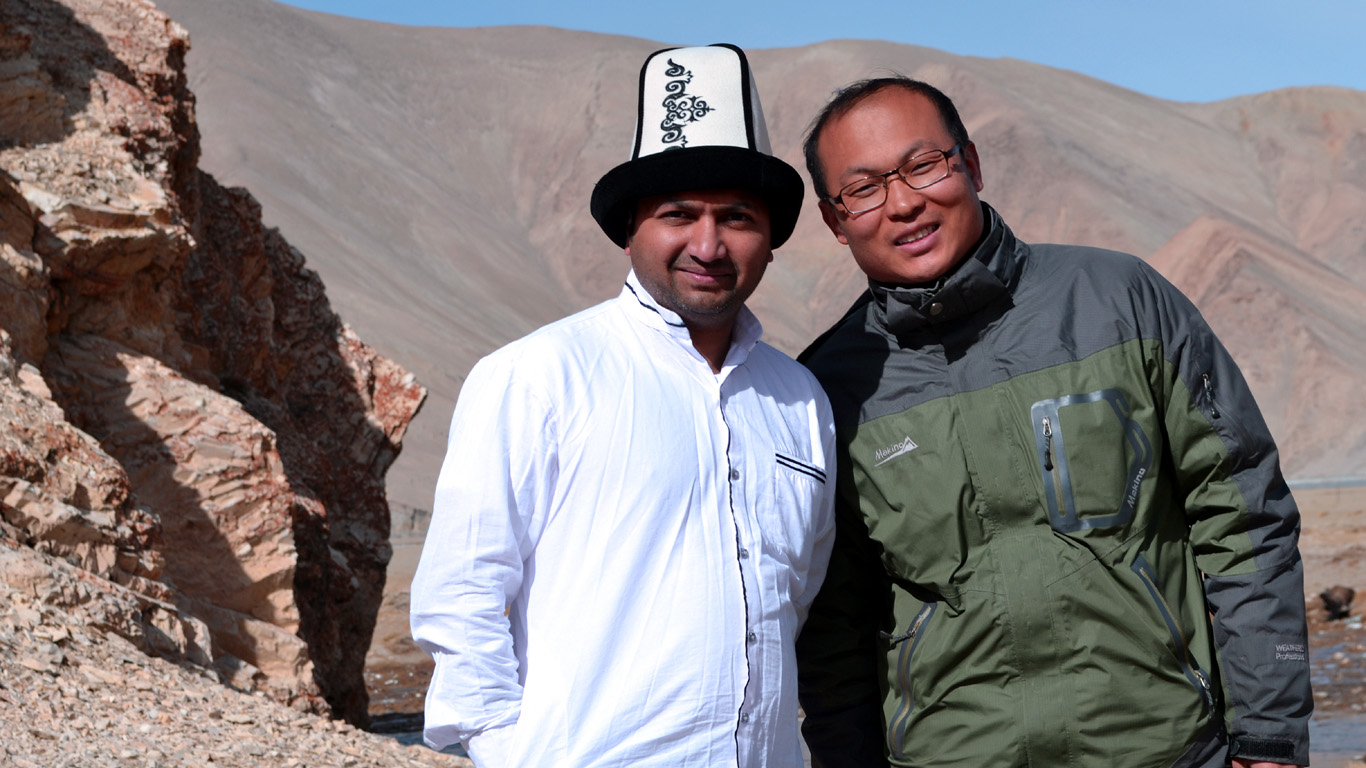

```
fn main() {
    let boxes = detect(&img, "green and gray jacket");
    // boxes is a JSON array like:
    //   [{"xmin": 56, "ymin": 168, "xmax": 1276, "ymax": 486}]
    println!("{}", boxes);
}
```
[{"xmin": 797, "ymin": 204, "xmax": 1311, "ymax": 768}]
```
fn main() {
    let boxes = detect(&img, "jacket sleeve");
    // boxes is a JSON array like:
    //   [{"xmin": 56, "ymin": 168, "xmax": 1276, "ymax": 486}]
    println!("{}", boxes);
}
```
[
  {"xmin": 796, "ymin": 481, "xmax": 893, "ymax": 768},
  {"xmin": 408, "ymin": 351, "xmax": 557, "ymax": 753},
  {"xmin": 1150, "ymin": 269, "xmax": 1312, "ymax": 766}
]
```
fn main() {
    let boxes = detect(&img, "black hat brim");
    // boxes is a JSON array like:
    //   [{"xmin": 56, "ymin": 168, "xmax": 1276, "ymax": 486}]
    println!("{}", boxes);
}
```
[{"xmin": 590, "ymin": 146, "xmax": 805, "ymax": 249}]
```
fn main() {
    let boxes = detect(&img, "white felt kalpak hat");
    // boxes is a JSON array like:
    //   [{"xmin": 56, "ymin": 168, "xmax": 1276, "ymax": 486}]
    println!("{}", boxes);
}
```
[{"xmin": 591, "ymin": 43, "xmax": 805, "ymax": 248}]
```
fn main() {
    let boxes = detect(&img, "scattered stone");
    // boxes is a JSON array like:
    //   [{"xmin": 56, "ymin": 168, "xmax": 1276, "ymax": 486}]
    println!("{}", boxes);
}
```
[
  {"xmin": 0, "ymin": 554, "xmax": 470, "ymax": 766},
  {"xmin": 1322, "ymin": 585, "xmax": 1357, "ymax": 621}
]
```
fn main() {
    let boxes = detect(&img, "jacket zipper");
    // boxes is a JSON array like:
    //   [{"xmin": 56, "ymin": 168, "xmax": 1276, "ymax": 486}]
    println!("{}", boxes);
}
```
[
  {"xmin": 1197, "ymin": 371, "xmax": 1258, "ymax": 458},
  {"xmin": 1039, "ymin": 415, "xmax": 1067, "ymax": 520},
  {"xmin": 884, "ymin": 602, "xmax": 935, "ymax": 758},
  {"xmin": 1042, "ymin": 416, "xmax": 1054, "ymax": 470},
  {"xmin": 1134, "ymin": 562, "xmax": 1214, "ymax": 710},
  {"xmin": 1200, "ymin": 374, "xmax": 1220, "ymax": 420}
]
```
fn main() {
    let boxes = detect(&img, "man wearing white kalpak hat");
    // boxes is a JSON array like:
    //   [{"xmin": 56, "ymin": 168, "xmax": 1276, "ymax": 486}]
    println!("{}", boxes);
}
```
[{"xmin": 410, "ymin": 44, "xmax": 836, "ymax": 768}]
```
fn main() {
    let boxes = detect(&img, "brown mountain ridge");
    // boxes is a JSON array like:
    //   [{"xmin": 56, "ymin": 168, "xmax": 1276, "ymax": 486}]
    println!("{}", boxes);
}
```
[{"xmin": 150, "ymin": 0, "xmax": 1366, "ymax": 514}]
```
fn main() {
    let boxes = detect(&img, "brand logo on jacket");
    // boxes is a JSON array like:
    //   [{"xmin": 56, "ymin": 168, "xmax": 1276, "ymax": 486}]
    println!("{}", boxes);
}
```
[
  {"xmin": 1275, "ymin": 643, "xmax": 1306, "ymax": 662},
  {"xmin": 874, "ymin": 436, "xmax": 919, "ymax": 466}
]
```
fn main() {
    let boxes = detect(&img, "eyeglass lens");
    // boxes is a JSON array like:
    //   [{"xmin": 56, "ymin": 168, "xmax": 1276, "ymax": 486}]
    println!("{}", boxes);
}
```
[{"xmin": 838, "ymin": 148, "xmax": 955, "ymax": 214}]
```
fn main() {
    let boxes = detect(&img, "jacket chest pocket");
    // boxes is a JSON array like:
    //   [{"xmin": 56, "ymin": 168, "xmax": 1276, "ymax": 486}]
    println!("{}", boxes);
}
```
[
  {"xmin": 759, "ymin": 451, "xmax": 826, "ymax": 563},
  {"xmin": 1030, "ymin": 388, "xmax": 1153, "ymax": 534}
]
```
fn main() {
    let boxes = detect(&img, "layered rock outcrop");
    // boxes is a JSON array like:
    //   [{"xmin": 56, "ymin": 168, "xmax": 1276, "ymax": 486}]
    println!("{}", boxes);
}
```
[{"xmin": 0, "ymin": 0, "xmax": 424, "ymax": 726}]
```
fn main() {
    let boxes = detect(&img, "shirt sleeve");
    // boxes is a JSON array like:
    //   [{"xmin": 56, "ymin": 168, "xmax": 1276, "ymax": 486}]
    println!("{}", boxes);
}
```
[
  {"xmin": 1148, "ymin": 269, "xmax": 1312, "ymax": 766},
  {"xmin": 463, "ymin": 723, "xmax": 516, "ymax": 768},
  {"xmin": 409, "ymin": 351, "xmax": 559, "ymax": 750}
]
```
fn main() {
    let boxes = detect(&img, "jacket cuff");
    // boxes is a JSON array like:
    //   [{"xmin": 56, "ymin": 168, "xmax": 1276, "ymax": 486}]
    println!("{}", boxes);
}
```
[{"xmin": 1229, "ymin": 734, "xmax": 1303, "ymax": 766}]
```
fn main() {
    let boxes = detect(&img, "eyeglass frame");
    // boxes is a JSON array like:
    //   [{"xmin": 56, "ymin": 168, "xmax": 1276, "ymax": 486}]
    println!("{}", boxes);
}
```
[{"xmin": 822, "ymin": 144, "xmax": 964, "ymax": 215}]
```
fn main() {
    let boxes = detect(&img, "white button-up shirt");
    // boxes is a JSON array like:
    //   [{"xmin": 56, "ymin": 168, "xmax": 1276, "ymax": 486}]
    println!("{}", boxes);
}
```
[{"xmin": 410, "ymin": 271, "xmax": 836, "ymax": 768}]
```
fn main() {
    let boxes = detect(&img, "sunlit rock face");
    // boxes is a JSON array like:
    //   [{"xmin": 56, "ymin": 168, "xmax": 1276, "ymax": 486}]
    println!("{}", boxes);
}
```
[{"xmin": 0, "ymin": 0, "xmax": 425, "ymax": 725}]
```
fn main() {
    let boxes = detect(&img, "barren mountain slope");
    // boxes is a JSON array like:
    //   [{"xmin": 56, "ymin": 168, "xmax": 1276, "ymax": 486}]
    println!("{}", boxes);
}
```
[
  {"xmin": 151, "ymin": 0, "xmax": 1366, "ymax": 513},
  {"xmin": 1150, "ymin": 216, "xmax": 1366, "ymax": 476}
]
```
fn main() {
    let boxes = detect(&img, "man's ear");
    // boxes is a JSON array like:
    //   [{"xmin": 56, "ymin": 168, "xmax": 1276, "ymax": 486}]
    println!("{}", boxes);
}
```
[
  {"xmin": 623, "ymin": 208, "xmax": 638, "ymax": 255},
  {"xmin": 963, "ymin": 142, "xmax": 985, "ymax": 193},
  {"xmin": 818, "ymin": 200, "xmax": 850, "ymax": 246}
]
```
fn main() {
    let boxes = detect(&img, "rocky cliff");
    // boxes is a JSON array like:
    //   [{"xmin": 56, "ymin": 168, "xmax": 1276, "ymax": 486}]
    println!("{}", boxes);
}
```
[{"xmin": 0, "ymin": 0, "xmax": 425, "ymax": 727}]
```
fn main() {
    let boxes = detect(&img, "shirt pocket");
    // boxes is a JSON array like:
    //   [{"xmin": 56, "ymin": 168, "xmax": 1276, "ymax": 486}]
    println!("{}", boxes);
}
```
[{"xmin": 761, "ymin": 451, "xmax": 827, "ymax": 566}]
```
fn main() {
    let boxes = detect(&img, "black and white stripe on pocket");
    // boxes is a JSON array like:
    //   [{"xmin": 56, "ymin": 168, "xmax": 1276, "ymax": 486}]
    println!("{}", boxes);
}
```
[
  {"xmin": 761, "ymin": 452, "xmax": 827, "ymax": 562},
  {"xmin": 775, "ymin": 452, "xmax": 826, "ymax": 484}
]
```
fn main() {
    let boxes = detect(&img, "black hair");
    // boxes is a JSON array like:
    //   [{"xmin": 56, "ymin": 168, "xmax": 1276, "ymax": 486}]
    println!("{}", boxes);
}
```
[{"xmin": 803, "ymin": 76, "xmax": 971, "ymax": 201}]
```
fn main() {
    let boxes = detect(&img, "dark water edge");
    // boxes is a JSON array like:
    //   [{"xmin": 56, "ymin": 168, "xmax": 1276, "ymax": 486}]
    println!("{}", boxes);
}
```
[
  {"xmin": 1310, "ymin": 714, "xmax": 1366, "ymax": 767},
  {"xmin": 370, "ymin": 712, "xmax": 467, "ymax": 757}
]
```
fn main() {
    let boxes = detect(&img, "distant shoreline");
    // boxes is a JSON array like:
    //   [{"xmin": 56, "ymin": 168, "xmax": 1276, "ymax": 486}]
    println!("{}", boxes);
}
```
[{"xmin": 1290, "ymin": 477, "xmax": 1366, "ymax": 491}]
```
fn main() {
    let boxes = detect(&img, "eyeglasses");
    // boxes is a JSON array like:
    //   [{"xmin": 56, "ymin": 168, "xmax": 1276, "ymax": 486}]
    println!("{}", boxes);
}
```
[{"xmin": 826, "ymin": 145, "xmax": 963, "ymax": 215}]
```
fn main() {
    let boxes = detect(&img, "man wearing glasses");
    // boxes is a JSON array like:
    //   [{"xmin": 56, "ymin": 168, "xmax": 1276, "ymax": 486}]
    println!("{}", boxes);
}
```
[{"xmin": 795, "ymin": 78, "xmax": 1311, "ymax": 768}]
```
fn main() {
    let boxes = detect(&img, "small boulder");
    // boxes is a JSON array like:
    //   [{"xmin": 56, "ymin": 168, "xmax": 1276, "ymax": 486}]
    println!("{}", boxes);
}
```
[{"xmin": 1320, "ymin": 585, "xmax": 1356, "ymax": 621}]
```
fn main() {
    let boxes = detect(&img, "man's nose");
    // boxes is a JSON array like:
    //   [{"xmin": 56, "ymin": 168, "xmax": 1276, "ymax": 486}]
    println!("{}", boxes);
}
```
[
  {"xmin": 689, "ymin": 216, "xmax": 726, "ymax": 261},
  {"xmin": 883, "ymin": 174, "xmax": 925, "ymax": 218}
]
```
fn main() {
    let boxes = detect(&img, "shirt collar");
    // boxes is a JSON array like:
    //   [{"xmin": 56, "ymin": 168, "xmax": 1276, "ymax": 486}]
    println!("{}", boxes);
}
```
[{"xmin": 620, "ymin": 270, "xmax": 764, "ymax": 373}]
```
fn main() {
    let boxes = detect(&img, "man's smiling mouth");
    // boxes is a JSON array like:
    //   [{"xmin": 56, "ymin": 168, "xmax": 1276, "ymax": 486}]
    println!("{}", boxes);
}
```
[{"xmin": 896, "ymin": 224, "xmax": 938, "ymax": 246}]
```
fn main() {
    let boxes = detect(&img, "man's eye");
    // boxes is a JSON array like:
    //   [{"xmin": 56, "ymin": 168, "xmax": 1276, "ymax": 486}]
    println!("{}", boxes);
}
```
[
  {"xmin": 843, "ymin": 181, "xmax": 881, "ymax": 199},
  {"xmin": 907, "ymin": 160, "xmax": 939, "ymax": 176}
]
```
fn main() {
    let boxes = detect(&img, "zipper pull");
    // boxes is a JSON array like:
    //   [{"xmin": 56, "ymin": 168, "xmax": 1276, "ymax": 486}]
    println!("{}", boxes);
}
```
[
  {"xmin": 1042, "ymin": 417, "xmax": 1054, "ymax": 471},
  {"xmin": 880, "ymin": 604, "xmax": 934, "ymax": 647},
  {"xmin": 1193, "ymin": 669, "xmax": 1215, "ymax": 709},
  {"xmin": 1201, "ymin": 374, "xmax": 1220, "ymax": 419}
]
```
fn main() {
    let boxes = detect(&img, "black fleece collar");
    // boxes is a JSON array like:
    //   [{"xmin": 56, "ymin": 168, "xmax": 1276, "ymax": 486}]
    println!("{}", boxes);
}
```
[{"xmin": 868, "ymin": 203, "xmax": 1026, "ymax": 337}]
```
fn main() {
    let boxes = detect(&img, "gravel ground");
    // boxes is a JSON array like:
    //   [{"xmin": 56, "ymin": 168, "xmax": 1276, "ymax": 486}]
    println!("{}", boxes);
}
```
[{"xmin": 0, "ymin": 586, "xmax": 472, "ymax": 768}]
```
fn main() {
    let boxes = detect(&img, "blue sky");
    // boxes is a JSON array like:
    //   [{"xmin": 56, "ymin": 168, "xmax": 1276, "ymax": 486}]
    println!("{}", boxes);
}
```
[{"xmin": 275, "ymin": 0, "xmax": 1365, "ymax": 103}]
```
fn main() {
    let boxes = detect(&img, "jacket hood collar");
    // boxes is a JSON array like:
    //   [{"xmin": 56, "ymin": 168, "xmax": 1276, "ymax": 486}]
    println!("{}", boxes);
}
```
[{"xmin": 869, "ymin": 203, "xmax": 1024, "ymax": 337}]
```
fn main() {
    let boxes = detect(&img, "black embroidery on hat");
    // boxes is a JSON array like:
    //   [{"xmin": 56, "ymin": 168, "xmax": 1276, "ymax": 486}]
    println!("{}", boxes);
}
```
[{"xmin": 659, "ymin": 59, "xmax": 713, "ymax": 149}]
